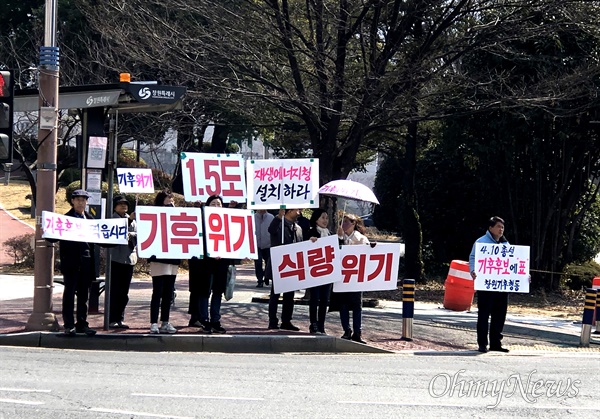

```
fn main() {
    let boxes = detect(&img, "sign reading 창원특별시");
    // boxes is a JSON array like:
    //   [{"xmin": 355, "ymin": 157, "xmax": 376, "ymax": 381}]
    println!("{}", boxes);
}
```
[{"xmin": 474, "ymin": 243, "xmax": 530, "ymax": 293}]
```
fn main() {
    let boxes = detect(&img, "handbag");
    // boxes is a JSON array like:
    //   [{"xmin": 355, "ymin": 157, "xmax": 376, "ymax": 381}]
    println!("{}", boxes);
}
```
[{"xmin": 224, "ymin": 265, "xmax": 236, "ymax": 301}]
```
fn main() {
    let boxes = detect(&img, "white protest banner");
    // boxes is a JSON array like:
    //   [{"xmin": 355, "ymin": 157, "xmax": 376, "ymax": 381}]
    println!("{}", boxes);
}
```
[
  {"xmin": 41, "ymin": 211, "xmax": 128, "ymax": 245},
  {"xmin": 332, "ymin": 243, "xmax": 401, "ymax": 292},
  {"xmin": 271, "ymin": 234, "xmax": 341, "ymax": 294},
  {"xmin": 246, "ymin": 158, "xmax": 319, "ymax": 209},
  {"xmin": 203, "ymin": 206, "xmax": 257, "ymax": 259},
  {"xmin": 116, "ymin": 168, "xmax": 154, "ymax": 193},
  {"xmin": 474, "ymin": 243, "xmax": 530, "ymax": 293},
  {"xmin": 180, "ymin": 152, "xmax": 246, "ymax": 203},
  {"xmin": 137, "ymin": 206, "xmax": 204, "ymax": 259}
]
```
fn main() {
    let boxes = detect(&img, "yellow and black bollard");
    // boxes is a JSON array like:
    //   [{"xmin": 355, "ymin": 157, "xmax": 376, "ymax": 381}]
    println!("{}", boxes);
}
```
[
  {"xmin": 580, "ymin": 288, "xmax": 597, "ymax": 347},
  {"xmin": 402, "ymin": 279, "xmax": 415, "ymax": 341}
]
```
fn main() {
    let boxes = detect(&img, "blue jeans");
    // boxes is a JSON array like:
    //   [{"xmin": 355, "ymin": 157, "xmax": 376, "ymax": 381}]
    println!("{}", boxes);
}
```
[{"xmin": 339, "ymin": 292, "xmax": 362, "ymax": 333}]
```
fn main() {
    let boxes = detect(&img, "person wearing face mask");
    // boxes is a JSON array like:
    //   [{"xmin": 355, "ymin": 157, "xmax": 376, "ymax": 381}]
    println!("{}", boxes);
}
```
[
  {"xmin": 148, "ymin": 189, "xmax": 180, "ymax": 334},
  {"xmin": 333, "ymin": 213, "xmax": 370, "ymax": 343},
  {"xmin": 306, "ymin": 208, "xmax": 334, "ymax": 334}
]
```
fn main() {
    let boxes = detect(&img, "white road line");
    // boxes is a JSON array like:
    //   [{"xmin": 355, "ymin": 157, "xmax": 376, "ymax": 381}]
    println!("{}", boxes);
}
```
[
  {"xmin": 338, "ymin": 401, "xmax": 598, "ymax": 410},
  {"xmin": 132, "ymin": 393, "xmax": 264, "ymax": 401},
  {"xmin": 0, "ymin": 398, "xmax": 44, "ymax": 406},
  {"xmin": 0, "ymin": 388, "xmax": 51, "ymax": 393},
  {"xmin": 88, "ymin": 408, "xmax": 193, "ymax": 419}
]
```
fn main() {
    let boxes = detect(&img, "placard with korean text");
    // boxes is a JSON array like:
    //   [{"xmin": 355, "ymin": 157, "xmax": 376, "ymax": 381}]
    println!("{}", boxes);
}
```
[
  {"xmin": 271, "ymin": 234, "xmax": 341, "ymax": 294},
  {"xmin": 246, "ymin": 158, "xmax": 319, "ymax": 209},
  {"xmin": 474, "ymin": 243, "xmax": 530, "ymax": 293},
  {"xmin": 181, "ymin": 152, "xmax": 246, "ymax": 203},
  {"xmin": 203, "ymin": 206, "xmax": 258, "ymax": 259},
  {"xmin": 116, "ymin": 168, "xmax": 154, "ymax": 193},
  {"xmin": 137, "ymin": 206, "xmax": 204, "ymax": 259},
  {"xmin": 41, "ymin": 211, "xmax": 128, "ymax": 245}
]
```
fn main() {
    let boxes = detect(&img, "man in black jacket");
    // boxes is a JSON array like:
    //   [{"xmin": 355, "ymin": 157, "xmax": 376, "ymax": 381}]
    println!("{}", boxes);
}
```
[
  {"xmin": 266, "ymin": 208, "xmax": 303, "ymax": 330},
  {"xmin": 58, "ymin": 189, "xmax": 97, "ymax": 336}
]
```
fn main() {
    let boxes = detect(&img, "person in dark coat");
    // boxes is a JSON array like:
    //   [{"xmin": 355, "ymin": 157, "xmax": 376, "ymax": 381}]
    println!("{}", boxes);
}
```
[
  {"xmin": 57, "ymin": 189, "xmax": 98, "ymax": 336},
  {"xmin": 148, "ymin": 189, "xmax": 180, "ymax": 334},
  {"xmin": 306, "ymin": 208, "xmax": 334, "ymax": 334},
  {"xmin": 108, "ymin": 195, "xmax": 137, "ymax": 329},
  {"xmin": 266, "ymin": 208, "xmax": 303, "ymax": 330}
]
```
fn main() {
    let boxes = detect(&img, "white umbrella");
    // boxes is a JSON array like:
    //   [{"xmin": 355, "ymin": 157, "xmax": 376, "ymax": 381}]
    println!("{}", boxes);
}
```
[{"xmin": 318, "ymin": 179, "xmax": 379, "ymax": 205}]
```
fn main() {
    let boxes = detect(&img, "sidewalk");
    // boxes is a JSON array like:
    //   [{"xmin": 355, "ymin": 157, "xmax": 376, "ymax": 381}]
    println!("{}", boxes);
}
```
[
  {"xmin": 1, "ymin": 203, "xmax": 599, "ymax": 354},
  {"xmin": 1, "ymin": 265, "xmax": 599, "ymax": 354}
]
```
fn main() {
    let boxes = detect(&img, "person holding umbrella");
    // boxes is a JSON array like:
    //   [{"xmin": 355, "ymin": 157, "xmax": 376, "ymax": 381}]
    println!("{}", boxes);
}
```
[{"xmin": 333, "ymin": 213, "xmax": 370, "ymax": 343}]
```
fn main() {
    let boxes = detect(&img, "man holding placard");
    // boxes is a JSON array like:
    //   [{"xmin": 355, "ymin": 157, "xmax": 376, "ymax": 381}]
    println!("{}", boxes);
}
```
[
  {"xmin": 266, "ymin": 209, "xmax": 303, "ymax": 331},
  {"xmin": 469, "ymin": 216, "xmax": 511, "ymax": 353}
]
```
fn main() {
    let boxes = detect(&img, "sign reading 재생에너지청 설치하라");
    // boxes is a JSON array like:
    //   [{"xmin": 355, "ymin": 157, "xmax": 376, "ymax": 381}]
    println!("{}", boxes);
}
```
[
  {"xmin": 246, "ymin": 158, "xmax": 320, "ymax": 209},
  {"xmin": 474, "ymin": 243, "xmax": 530, "ymax": 293},
  {"xmin": 41, "ymin": 211, "xmax": 128, "ymax": 245},
  {"xmin": 116, "ymin": 168, "xmax": 154, "ymax": 194},
  {"xmin": 180, "ymin": 152, "xmax": 246, "ymax": 204}
]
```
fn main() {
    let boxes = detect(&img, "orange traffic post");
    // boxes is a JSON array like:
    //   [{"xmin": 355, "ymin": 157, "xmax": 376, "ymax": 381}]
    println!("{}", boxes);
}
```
[{"xmin": 443, "ymin": 260, "xmax": 475, "ymax": 311}]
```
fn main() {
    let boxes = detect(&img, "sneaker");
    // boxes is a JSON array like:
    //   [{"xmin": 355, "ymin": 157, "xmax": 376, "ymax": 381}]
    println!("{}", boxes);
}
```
[
  {"xmin": 150, "ymin": 323, "xmax": 160, "ymax": 334},
  {"xmin": 309, "ymin": 323, "xmax": 319, "ymax": 334},
  {"xmin": 159, "ymin": 322, "xmax": 177, "ymax": 334},
  {"xmin": 341, "ymin": 329, "xmax": 352, "ymax": 340},
  {"xmin": 118, "ymin": 321, "xmax": 129, "ymax": 329},
  {"xmin": 280, "ymin": 322, "xmax": 300, "ymax": 331},
  {"xmin": 211, "ymin": 322, "xmax": 226, "ymax": 334},
  {"xmin": 189, "ymin": 320, "xmax": 203, "ymax": 328},
  {"xmin": 109, "ymin": 322, "xmax": 120, "ymax": 329},
  {"xmin": 64, "ymin": 327, "xmax": 76, "ymax": 337},
  {"xmin": 75, "ymin": 326, "xmax": 97, "ymax": 336}
]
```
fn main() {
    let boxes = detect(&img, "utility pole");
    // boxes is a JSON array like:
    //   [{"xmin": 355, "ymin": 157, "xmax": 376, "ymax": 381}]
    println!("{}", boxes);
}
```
[{"xmin": 27, "ymin": 0, "xmax": 60, "ymax": 331}]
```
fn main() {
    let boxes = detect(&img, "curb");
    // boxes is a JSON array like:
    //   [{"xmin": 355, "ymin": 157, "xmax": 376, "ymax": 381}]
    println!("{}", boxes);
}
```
[{"xmin": 0, "ymin": 332, "xmax": 392, "ymax": 354}]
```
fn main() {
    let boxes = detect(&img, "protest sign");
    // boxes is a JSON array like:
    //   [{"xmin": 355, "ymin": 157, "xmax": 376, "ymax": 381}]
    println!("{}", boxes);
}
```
[
  {"xmin": 332, "ymin": 243, "xmax": 401, "ymax": 292},
  {"xmin": 271, "ymin": 234, "xmax": 341, "ymax": 294},
  {"xmin": 181, "ymin": 152, "xmax": 246, "ymax": 203},
  {"xmin": 41, "ymin": 211, "xmax": 128, "ymax": 245},
  {"xmin": 474, "ymin": 243, "xmax": 530, "ymax": 293},
  {"xmin": 137, "ymin": 206, "xmax": 204, "ymax": 259},
  {"xmin": 246, "ymin": 158, "xmax": 319, "ymax": 209},
  {"xmin": 116, "ymin": 168, "xmax": 154, "ymax": 193},
  {"xmin": 203, "ymin": 206, "xmax": 257, "ymax": 259}
]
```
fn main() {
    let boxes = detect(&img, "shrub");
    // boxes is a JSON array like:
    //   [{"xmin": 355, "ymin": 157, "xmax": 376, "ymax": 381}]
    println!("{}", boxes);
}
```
[
  {"xmin": 562, "ymin": 260, "xmax": 600, "ymax": 290},
  {"xmin": 3, "ymin": 233, "xmax": 35, "ymax": 267}
]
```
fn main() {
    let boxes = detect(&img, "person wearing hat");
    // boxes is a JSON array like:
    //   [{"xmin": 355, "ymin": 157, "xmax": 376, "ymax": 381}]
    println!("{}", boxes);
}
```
[
  {"xmin": 108, "ymin": 195, "xmax": 137, "ymax": 329},
  {"xmin": 56, "ymin": 189, "xmax": 98, "ymax": 336}
]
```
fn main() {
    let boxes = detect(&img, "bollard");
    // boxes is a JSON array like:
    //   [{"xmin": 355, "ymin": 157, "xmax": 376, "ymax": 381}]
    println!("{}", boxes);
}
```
[
  {"xmin": 402, "ymin": 279, "xmax": 415, "ymax": 341},
  {"xmin": 594, "ymin": 291, "xmax": 600, "ymax": 335},
  {"xmin": 580, "ymin": 288, "xmax": 597, "ymax": 347}
]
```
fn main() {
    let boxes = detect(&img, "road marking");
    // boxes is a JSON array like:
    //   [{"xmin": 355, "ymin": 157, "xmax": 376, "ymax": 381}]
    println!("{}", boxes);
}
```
[
  {"xmin": 0, "ymin": 388, "xmax": 51, "ymax": 393},
  {"xmin": 338, "ymin": 401, "xmax": 599, "ymax": 410},
  {"xmin": 132, "ymin": 393, "xmax": 264, "ymax": 401},
  {"xmin": 89, "ymin": 408, "xmax": 193, "ymax": 419},
  {"xmin": 0, "ymin": 398, "xmax": 44, "ymax": 406}
]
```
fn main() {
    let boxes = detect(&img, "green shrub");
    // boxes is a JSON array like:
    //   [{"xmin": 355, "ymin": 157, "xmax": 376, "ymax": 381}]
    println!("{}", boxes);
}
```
[
  {"xmin": 562, "ymin": 260, "xmax": 600, "ymax": 290},
  {"xmin": 3, "ymin": 234, "xmax": 35, "ymax": 267}
]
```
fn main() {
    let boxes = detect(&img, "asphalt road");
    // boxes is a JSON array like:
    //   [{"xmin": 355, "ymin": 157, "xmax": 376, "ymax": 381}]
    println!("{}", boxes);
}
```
[{"xmin": 0, "ymin": 347, "xmax": 598, "ymax": 418}]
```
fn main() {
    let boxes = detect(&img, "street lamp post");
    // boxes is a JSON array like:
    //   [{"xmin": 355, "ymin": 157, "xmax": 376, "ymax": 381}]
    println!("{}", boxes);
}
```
[{"xmin": 27, "ymin": 0, "xmax": 60, "ymax": 331}]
